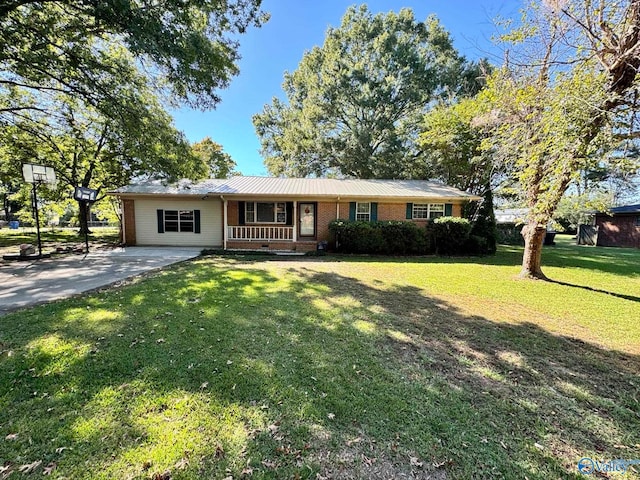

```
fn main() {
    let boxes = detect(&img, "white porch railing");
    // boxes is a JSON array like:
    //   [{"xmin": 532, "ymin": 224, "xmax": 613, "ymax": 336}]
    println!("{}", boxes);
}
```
[{"xmin": 228, "ymin": 226, "xmax": 294, "ymax": 241}]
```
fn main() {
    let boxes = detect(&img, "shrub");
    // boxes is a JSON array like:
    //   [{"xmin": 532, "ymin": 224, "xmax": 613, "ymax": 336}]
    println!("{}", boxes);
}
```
[
  {"xmin": 430, "ymin": 216, "xmax": 472, "ymax": 255},
  {"xmin": 469, "ymin": 189, "xmax": 497, "ymax": 254},
  {"xmin": 496, "ymin": 223, "xmax": 524, "ymax": 245},
  {"xmin": 329, "ymin": 220, "xmax": 428, "ymax": 255}
]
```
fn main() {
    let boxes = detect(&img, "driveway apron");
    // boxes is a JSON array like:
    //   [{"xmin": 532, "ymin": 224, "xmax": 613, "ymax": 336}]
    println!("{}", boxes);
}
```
[{"xmin": 0, "ymin": 247, "xmax": 202, "ymax": 315}]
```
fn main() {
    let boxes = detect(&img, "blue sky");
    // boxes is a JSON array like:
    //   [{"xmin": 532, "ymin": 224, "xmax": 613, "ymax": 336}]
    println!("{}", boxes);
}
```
[{"xmin": 171, "ymin": 1, "xmax": 522, "ymax": 176}]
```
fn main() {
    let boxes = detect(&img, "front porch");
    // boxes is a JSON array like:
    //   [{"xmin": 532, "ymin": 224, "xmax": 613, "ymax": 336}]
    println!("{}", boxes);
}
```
[
  {"xmin": 223, "ymin": 199, "xmax": 331, "ymax": 250},
  {"xmin": 227, "ymin": 225, "xmax": 294, "ymax": 242}
]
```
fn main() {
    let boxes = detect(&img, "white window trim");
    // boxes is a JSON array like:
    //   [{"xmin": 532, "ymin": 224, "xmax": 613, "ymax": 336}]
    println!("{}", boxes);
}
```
[
  {"xmin": 356, "ymin": 202, "xmax": 371, "ymax": 221},
  {"xmin": 164, "ymin": 209, "xmax": 195, "ymax": 233},
  {"xmin": 412, "ymin": 203, "xmax": 445, "ymax": 220},
  {"xmin": 245, "ymin": 202, "xmax": 287, "ymax": 224}
]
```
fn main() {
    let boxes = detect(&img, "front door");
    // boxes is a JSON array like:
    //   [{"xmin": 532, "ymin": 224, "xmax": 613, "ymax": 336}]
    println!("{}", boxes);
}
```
[{"xmin": 298, "ymin": 203, "xmax": 316, "ymax": 237}]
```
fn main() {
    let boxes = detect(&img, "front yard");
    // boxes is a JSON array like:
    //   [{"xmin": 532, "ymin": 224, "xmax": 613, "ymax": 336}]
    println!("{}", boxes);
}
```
[{"xmin": 1, "ymin": 236, "xmax": 638, "ymax": 479}]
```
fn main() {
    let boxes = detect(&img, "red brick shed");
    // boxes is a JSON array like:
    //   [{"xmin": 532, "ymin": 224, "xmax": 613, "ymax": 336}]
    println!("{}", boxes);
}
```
[{"xmin": 595, "ymin": 204, "xmax": 640, "ymax": 248}]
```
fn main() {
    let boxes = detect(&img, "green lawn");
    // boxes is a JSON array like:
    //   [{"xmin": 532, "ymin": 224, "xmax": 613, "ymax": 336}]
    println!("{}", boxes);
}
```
[
  {"xmin": 0, "ymin": 226, "xmax": 119, "ymax": 255},
  {"xmin": 1, "ymin": 236, "xmax": 638, "ymax": 479}
]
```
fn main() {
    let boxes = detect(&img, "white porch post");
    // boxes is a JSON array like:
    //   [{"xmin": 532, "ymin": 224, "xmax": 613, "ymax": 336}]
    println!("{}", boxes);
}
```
[
  {"xmin": 222, "ymin": 197, "xmax": 228, "ymax": 250},
  {"xmin": 293, "ymin": 201, "xmax": 297, "ymax": 243}
]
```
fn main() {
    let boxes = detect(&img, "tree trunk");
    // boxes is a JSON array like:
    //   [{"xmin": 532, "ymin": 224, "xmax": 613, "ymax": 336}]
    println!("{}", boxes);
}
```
[
  {"xmin": 77, "ymin": 201, "xmax": 92, "ymax": 235},
  {"xmin": 519, "ymin": 222, "xmax": 548, "ymax": 280},
  {"xmin": 2, "ymin": 193, "xmax": 10, "ymax": 222}
]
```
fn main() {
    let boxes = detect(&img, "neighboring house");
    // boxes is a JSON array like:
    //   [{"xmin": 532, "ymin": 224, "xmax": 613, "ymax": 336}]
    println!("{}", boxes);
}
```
[
  {"xmin": 110, "ymin": 177, "xmax": 481, "ymax": 251},
  {"xmin": 494, "ymin": 208, "xmax": 528, "ymax": 225},
  {"xmin": 595, "ymin": 204, "xmax": 640, "ymax": 248}
]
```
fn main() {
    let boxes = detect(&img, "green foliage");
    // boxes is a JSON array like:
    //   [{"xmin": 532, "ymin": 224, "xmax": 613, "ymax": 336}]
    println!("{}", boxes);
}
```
[
  {"xmin": 469, "ymin": 189, "xmax": 497, "ymax": 254},
  {"xmin": 254, "ymin": 5, "xmax": 483, "ymax": 178},
  {"xmin": 496, "ymin": 224, "xmax": 525, "ymax": 245},
  {"xmin": 329, "ymin": 220, "xmax": 428, "ymax": 254},
  {"xmin": 470, "ymin": 0, "xmax": 640, "ymax": 277},
  {"xmin": 0, "ymin": 0, "xmax": 266, "ymax": 117},
  {"xmin": 1, "ymin": 90, "xmax": 205, "ymax": 232},
  {"xmin": 417, "ymin": 88, "xmax": 493, "ymax": 191},
  {"xmin": 191, "ymin": 137, "xmax": 239, "ymax": 178},
  {"xmin": 429, "ymin": 216, "xmax": 472, "ymax": 255},
  {"xmin": 2, "ymin": 239, "xmax": 639, "ymax": 478},
  {"xmin": 553, "ymin": 193, "xmax": 610, "ymax": 233}
]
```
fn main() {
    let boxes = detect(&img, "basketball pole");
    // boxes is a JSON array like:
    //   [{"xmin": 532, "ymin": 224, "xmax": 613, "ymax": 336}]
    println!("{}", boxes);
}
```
[
  {"xmin": 32, "ymin": 181, "xmax": 43, "ymax": 257},
  {"xmin": 84, "ymin": 201, "xmax": 90, "ymax": 254}
]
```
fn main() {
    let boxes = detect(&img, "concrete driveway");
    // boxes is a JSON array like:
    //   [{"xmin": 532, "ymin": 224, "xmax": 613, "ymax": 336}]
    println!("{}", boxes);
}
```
[{"xmin": 0, "ymin": 247, "xmax": 202, "ymax": 315}]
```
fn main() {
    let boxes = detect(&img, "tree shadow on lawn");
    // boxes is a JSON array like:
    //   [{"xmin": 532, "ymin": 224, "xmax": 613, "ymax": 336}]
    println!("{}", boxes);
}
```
[{"xmin": 0, "ymin": 258, "xmax": 639, "ymax": 479}]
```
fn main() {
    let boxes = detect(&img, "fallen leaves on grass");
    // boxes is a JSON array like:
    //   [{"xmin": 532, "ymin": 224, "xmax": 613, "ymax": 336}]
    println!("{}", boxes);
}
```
[
  {"xmin": 43, "ymin": 462, "xmax": 56, "ymax": 475},
  {"xmin": 151, "ymin": 470, "xmax": 172, "ymax": 480},
  {"xmin": 18, "ymin": 460, "xmax": 41, "ymax": 474},
  {"xmin": 4, "ymin": 433, "xmax": 17, "ymax": 441},
  {"xmin": 215, "ymin": 444, "xmax": 225, "ymax": 459},
  {"xmin": 261, "ymin": 459, "xmax": 278, "ymax": 469}
]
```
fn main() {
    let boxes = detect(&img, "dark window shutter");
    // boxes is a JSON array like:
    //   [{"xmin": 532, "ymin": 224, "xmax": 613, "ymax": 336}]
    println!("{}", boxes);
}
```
[
  {"xmin": 349, "ymin": 202, "xmax": 356, "ymax": 221},
  {"xmin": 371, "ymin": 202, "xmax": 378, "ymax": 222},
  {"xmin": 238, "ymin": 201, "xmax": 245, "ymax": 225},
  {"xmin": 286, "ymin": 202, "xmax": 293, "ymax": 225},
  {"xmin": 194, "ymin": 210, "xmax": 201, "ymax": 234},
  {"xmin": 157, "ymin": 209, "xmax": 164, "ymax": 233},
  {"xmin": 445, "ymin": 203, "xmax": 453, "ymax": 216},
  {"xmin": 406, "ymin": 203, "xmax": 413, "ymax": 219}
]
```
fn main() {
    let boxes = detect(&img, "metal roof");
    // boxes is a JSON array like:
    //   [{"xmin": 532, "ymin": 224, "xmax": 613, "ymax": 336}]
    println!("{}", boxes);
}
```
[
  {"xmin": 111, "ymin": 176, "xmax": 480, "ymax": 200},
  {"xmin": 609, "ymin": 204, "xmax": 640, "ymax": 214}
]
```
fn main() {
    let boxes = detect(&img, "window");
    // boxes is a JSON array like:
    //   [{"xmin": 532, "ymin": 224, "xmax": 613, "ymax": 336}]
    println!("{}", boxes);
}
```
[
  {"xmin": 636, "ymin": 215, "xmax": 640, "ymax": 226},
  {"xmin": 164, "ymin": 210, "xmax": 194, "ymax": 232},
  {"xmin": 356, "ymin": 202, "xmax": 371, "ymax": 221},
  {"xmin": 413, "ymin": 203, "xmax": 445, "ymax": 220},
  {"xmin": 245, "ymin": 202, "xmax": 286, "ymax": 224}
]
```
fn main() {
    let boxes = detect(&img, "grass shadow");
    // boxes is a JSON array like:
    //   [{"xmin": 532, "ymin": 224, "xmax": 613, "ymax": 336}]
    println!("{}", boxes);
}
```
[{"xmin": 0, "ymin": 256, "xmax": 638, "ymax": 479}]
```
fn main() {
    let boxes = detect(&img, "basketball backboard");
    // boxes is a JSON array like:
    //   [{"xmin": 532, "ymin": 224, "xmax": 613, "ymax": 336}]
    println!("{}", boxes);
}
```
[{"xmin": 22, "ymin": 164, "xmax": 57, "ymax": 185}]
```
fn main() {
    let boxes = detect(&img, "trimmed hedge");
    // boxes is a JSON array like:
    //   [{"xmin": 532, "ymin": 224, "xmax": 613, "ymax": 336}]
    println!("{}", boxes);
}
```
[
  {"xmin": 330, "ymin": 216, "xmax": 494, "ymax": 256},
  {"xmin": 329, "ymin": 220, "xmax": 428, "ymax": 254},
  {"xmin": 428, "ymin": 216, "xmax": 473, "ymax": 255},
  {"xmin": 496, "ymin": 223, "xmax": 525, "ymax": 245}
]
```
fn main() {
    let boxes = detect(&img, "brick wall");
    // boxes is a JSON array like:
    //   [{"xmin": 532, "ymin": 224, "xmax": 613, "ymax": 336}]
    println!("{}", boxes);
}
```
[
  {"xmin": 317, "ymin": 202, "xmax": 338, "ymax": 241},
  {"xmin": 122, "ymin": 199, "xmax": 136, "ymax": 245},
  {"xmin": 378, "ymin": 203, "xmax": 405, "ymax": 221},
  {"xmin": 596, "ymin": 214, "xmax": 640, "ymax": 248},
  {"xmin": 227, "ymin": 241, "xmax": 317, "ymax": 252},
  {"xmin": 224, "ymin": 199, "xmax": 467, "ymax": 246}
]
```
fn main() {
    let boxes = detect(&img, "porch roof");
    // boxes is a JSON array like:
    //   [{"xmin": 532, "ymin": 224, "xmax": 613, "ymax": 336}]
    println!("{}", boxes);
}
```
[{"xmin": 111, "ymin": 176, "xmax": 480, "ymax": 201}]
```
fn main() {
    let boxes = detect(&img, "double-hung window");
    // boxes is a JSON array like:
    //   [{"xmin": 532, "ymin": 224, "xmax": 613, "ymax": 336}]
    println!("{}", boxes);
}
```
[
  {"xmin": 412, "ymin": 203, "xmax": 445, "ymax": 220},
  {"xmin": 164, "ymin": 210, "xmax": 194, "ymax": 232},
  {"xmin": 245, "ymin": 202, "xmax": 286, "ymax": 224},
  {"xmin": 158, "ymin": 209, "xmax": 199, "ymax": 233},
  {"xmin": 356, "ymin": 202, "xmax": 371, "ymax": 221}
]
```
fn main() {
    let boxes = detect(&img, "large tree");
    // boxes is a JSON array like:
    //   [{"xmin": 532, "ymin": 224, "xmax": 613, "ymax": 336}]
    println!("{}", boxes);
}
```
[
  {"xmin": 0, "ymin": 0, "xmax": 267, "ymax": 121},
  {"xmin": 2, "ymin": 88, "xmax": 206, "ymax": 234},
  {"xmin": 477, "ymin": 0, "xmax": 640, "ymax": 279},
  {"xmin": 253, "ymin": 5, "xmax": 483, "ymax": 179},
  {"xmin": 192, "ymin": 137, "xmax": 239, "ymax": 178}
]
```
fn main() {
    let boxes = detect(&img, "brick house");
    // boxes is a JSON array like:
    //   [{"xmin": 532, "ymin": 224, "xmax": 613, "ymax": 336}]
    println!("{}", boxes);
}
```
[
  {"xmin": 110, "ymin": 177, "xmax": 480, "ymax": 251},
  {"xmin": 595, "ymin": 204, "xmax": 640, "ymax": 248}
]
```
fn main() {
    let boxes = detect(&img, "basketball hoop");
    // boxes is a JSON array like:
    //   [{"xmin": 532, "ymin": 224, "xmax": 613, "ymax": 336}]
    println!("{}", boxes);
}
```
[
  {"xmin": 22, "ymin": 164, "xmax": 57, "ymax": 185},
  {"xmin": 73, "ymin": 186, "xmax": 98, "ymax": 254},
  {"xmin": 20, "ymin": 163, "xmax": 57, "ymax": 259}
]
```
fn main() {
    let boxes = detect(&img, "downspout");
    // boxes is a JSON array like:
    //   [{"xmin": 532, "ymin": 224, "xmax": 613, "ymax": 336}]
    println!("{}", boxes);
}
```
[{"xmin": 120, "ymin": 197, "xmax": 126, "ymax": 245}]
